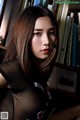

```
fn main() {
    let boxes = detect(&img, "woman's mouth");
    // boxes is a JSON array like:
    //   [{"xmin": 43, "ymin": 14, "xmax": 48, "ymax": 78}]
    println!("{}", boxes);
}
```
[{"xmin": 41, "ymin": 49, "xmax": 49, "ymax": 53}]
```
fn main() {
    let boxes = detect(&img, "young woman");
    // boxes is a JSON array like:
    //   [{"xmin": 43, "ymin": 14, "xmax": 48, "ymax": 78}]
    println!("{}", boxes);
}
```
[
  {"xmin": 0, "ymin": 5, "xmax": 58, "ymax": 120},
  {"xmin": 0, "ymin": 5, "xmax": 80, "ymax": 120}
]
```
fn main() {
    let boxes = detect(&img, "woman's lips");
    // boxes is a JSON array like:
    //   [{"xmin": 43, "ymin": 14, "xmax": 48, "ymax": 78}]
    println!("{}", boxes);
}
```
[{"xmin": 41, "ymin": 49, "xmax": 49, "ymax": 53}]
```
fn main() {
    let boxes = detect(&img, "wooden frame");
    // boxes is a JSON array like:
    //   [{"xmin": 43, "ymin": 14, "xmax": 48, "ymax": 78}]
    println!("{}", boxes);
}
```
[
  {"xmin": 49, "ymin": 66, "xmax": 78, "ymax": 93},
  {"xmin": 55, "ymin": 67, "xmax": 78, "ymax": 93}
]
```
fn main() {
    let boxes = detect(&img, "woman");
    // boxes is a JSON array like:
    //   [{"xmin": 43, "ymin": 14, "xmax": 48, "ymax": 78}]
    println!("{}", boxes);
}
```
[
  {"xmin": 0, "ymin": 5, "xmax": 79, "ymax": 120},
  {"xmin": 0, "ymin": 5, "xmax": 58, "ymax": 120}
]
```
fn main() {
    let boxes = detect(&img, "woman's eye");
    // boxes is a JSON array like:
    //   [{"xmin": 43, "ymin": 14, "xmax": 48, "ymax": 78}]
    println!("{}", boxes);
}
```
[
  {"xmin": 49, "ymin": 31, "xmax": 55, "ymax": 36},
  {"xmin": 34, "ymin": 32, "xmax": 41, "ymax": 36}
]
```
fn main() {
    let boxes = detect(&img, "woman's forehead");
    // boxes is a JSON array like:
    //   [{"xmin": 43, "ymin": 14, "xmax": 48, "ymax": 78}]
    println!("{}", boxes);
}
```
[{"xmin": 34, "ymin": 16, "xmax": 55, "ymax": 30}]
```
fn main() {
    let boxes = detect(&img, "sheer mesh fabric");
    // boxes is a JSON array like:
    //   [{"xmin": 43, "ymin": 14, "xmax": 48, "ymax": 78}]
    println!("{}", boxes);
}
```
[{"xmin": 0, "ymin": 61, "xmax": 51, "ymax": 120}]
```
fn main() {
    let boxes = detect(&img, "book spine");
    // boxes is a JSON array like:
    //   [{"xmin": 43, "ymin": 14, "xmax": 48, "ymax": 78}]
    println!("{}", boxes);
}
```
[
  {"xmin": 41, "ymin": 0, "xmax": 47, "ymax": 7},
  {"xmin": 71, "ymin": 23, "xmax": 77, "ymax": 67},
  {"xmin": 56, "ymin": 4, "xmax": 69, "ymax": 63},
  {"xmin": 59, "ymin": 16, "xmax": 72, "ymax": 64},
  {"xmin": 65, "ymin": 17, "xmax": 74, "ymax": 66},
  {"xmin": 33, "ymin": 0, "xmax": 42, "ymax": 6},
  {"xmin": 77, "ymin": 27, "xmax": 80, "ymax": 67},
  {"xmin": 77, "ymin": 12, "xmax": 80, "ymax": 67}
]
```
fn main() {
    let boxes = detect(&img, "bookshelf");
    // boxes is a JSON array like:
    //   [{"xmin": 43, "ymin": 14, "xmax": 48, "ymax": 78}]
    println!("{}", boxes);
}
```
[{"xmin": 48, "ymin": 0, "xmax": 80, "ymax": 111}]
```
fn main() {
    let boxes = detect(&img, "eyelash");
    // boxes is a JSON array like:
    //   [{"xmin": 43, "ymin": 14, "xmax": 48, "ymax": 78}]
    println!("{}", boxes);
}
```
[
  {"xmin": 34, "ymin": 32, "xmax": 41, "ymax": 36},
  {"xmin": 33, "ymin": 31, "xmax": 55, "ymax": 37},
  {"xmin": 49, "ymin": 32, "xmax": 55, "ymax": 35}
]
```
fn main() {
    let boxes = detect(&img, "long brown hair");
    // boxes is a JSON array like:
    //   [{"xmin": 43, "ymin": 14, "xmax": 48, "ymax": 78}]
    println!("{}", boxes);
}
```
[{"xmin": 3, "ymin": 5, "xmax": 59, "ymax": 78}]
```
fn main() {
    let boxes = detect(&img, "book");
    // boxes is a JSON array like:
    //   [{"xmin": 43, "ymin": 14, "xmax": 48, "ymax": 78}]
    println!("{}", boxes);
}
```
[
  {"xmin": 65, "ymin": 13, "xmax": 74, "ymax": 66},
  {"xmin": 78, "ymin": 12, "xmax": 80, "ymax": 24},
  {"xmin": 59, "ymin": 15, "xmax": 72, "ymax": 64},
  {"xmin": 41, "ymin": 0, "xmax": 47, "ymax": 7},
  {"xmin": 56, "ymin": 3, "xmax": 69, "ymax": 63},
  {"xmin": 77, "ymin": 12, "xmax": 80, "ymax": 67},
  {"xmin": 33, "ymin": 0, "xmax": 42, "ymax": 6},
  {"xmin": 71, "ymin": 23, "xmax": 78, "ymax": 67},
  {"xmin": 19, "ymin": 0, "xmax": 29, "ymax": 11},
  {"xmin": 77, "ymin": 25, "xmax": 80, "ymax": 67},
  {"xmin": 56, "ymin": 4, "xmax": 64, "ymax": 25},
  {"xmin": 47, "ymin": 4, "xmax": 53, "ymax": 11}
]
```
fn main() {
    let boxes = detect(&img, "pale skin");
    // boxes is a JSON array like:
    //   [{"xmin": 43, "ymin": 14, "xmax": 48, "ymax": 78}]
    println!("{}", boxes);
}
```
[
  {"xmin": 31, "ymin": 16, "xmax": 56, "ymax": 60},
  {"xmin": 0, "ymin": 16, "xmax": 80, "ymax": 119}
]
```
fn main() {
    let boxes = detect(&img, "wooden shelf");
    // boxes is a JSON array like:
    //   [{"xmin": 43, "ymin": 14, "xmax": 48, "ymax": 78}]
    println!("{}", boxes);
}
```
[{"xmin": 54, "ymin": 62, "xmax": 80, "ymax": 73}]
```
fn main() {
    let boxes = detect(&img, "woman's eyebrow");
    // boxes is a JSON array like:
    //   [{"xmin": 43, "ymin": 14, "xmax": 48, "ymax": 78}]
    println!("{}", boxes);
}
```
[
  {"xmin": 34, "ymin": 29, "xmax": 43, "ymax": 31},
  {"xmin": 49, "ymin": 27, "xmax": 55, "ymax": 31},
  {"xmin": 34, "ymin": 27, "xmax": 55, "ymax": 31}
]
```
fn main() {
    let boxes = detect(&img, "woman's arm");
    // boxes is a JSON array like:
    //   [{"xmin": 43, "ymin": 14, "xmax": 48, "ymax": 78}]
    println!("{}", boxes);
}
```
[
  {"xmin": 47, "ymin": 105, "xmax": 80, "ymax": 120},
  {"xmin": 0, "ymin": 73, "xmax": 8, "ymax": 87}
]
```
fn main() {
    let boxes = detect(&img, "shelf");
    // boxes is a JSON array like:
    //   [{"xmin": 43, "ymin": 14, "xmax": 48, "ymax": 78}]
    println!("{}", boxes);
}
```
[{"xmin": 54, "ymin": 62, "xmax": 80, "ymax": 73}]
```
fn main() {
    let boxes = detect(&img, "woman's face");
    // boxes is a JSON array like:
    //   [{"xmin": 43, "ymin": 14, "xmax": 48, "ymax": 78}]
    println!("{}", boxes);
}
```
[{"xmin": 31, "ymin": 16, "xmax": 56, "ymax": 60}]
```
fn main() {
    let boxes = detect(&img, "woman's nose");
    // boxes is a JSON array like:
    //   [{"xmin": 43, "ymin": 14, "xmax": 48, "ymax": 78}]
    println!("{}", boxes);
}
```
[{"xmin": 42, "ymin": 34, "xmax": 49, "ymax": 45}]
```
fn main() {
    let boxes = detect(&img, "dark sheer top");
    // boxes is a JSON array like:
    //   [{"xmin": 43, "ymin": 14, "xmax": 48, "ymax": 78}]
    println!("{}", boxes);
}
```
[{"xmin": 0, "ymin": 60, "xmax": 54, "ymax": 120}]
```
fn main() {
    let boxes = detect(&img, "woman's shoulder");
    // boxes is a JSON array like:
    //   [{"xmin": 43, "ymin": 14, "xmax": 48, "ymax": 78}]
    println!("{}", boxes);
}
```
[{"xmin": 0, "ymin": 60, "xmax": 26, "ymax": 90}]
